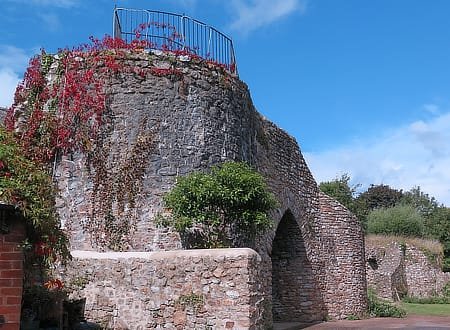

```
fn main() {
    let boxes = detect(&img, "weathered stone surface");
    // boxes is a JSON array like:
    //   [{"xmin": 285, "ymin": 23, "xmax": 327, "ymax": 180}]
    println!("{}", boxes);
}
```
[
  {"xmin": 0, "ymin": 107, "xmax": 7, "ymax": 124},
  {"xmin": 366, "ymin": 239, "xmax": 450, "ymax": 301},
  {"xmin": 315, "ymin": 193, "xmax": 368, "ymax": 319},
  {"xmin": 61, "ymin": 249, "xmax": 264, "ymax": 329}
]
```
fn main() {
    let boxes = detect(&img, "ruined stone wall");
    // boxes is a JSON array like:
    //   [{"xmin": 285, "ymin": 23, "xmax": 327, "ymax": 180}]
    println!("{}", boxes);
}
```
[
  {"xmin": 61, "ymin": 248, "xmax": 263, "ymax": 329},
  {"xmin": 316, "ymin": 193, "xmax": 368, "ymax": 318},
  {"xmin": 365, "ymin": 241, "xmax": 406, "ymax": 301},
  {"xmin": 366, "ymin": 238, "xmax": 450, "ymax": 300},
  {"xmin": 48, "ymin": 51, "xmax": 367, "ymax": 323},
  {"xmin": 404, "ymin": 245, "xmax": 450, "ymax": 297}
]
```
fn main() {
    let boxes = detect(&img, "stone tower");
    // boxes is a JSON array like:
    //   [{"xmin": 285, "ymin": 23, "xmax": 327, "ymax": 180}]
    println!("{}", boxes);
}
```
[
  {"xmin": 8, "ymin": 10, "xmax": 368, "ymax": 325},
  {"xmin": 50, "ymin": 50, "xmax": 367, "ymax": 325}
]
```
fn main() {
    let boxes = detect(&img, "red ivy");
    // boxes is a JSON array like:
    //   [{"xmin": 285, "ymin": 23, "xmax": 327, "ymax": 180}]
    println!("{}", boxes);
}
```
[
  {"xmin": 44, "ymin": 278, "xmax": 64, "ymax": 290},
  {"xmin": 7, "ymin": 27, "xmax": 234, "ymax": 163}
]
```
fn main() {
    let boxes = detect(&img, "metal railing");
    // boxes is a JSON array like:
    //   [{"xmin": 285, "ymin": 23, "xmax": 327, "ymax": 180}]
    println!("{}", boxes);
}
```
[{"xmin": 113, "ymin": 8, "xmax": 237, "ymax": 74}]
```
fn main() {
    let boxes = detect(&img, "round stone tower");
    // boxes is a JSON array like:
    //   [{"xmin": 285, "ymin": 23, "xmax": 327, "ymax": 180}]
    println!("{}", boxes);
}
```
[
  {"xmin": 51, "ymin": 49, "xmax": 367, "ymax": 322},
  {"xmin": 8, "ymin": 20, "xmax": 367, "ymax": 323}
]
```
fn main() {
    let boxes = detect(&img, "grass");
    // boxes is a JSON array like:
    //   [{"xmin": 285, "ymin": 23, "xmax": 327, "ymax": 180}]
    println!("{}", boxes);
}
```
[
  {"xmin": 401, "ymin": 302, "xmax": 450, "ymax": 316},
  {"xmin": 366, "ymin": 234, "xmax": 443, "ymax": 256},
  {"xmin": 366, "ymin": 234, "xmax": 444, "ymax": 267}
]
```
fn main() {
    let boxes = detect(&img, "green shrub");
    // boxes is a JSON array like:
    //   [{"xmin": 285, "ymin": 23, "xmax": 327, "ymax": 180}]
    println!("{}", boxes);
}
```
[
  {"xmin": 402, "ymin": 295, "xmax": 450, "ymax": 304},
  {"xmin": 368, "ymin": 288, "xmax": 406, "ymax": 318},
  {"xmin": 367, "ymin": 205, "xmax": 425, "ymax": 237},
  {"xmin": 444, "ymin": 282, "xmax": 450, "ymax": 296},
  {"xmin": 345, "ymin": 314, "xmax": 360, "ymax": 320},
  {"xmin": 162, "ymin": 161, "xmax": 277, "ymax": 248}
]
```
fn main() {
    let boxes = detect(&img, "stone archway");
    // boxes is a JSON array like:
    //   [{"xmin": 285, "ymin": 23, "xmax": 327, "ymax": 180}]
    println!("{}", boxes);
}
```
[{"xmin": 271, "ymin": 210, "xmax": 317, "ymax": 322}]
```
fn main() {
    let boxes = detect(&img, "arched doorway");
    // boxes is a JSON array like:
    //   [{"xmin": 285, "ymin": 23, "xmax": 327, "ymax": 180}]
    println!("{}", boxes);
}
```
[{"xmin": 271, "ymin": 210, "xmax": 316, "ymax": 322}]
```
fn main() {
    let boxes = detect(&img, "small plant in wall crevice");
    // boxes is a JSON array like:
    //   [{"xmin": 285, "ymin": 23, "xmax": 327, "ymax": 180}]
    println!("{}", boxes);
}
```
[{"xmin": 176, "ymin": 292, "xmax": 204, "ymax": 312}]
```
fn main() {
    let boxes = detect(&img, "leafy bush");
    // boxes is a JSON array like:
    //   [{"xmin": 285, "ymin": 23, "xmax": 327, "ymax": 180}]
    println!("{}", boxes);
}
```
[
  {"xmin": 162, "ymin": 161, "xmax": 277, "ymax": 248},
  {"xmin": 367, "ymin": 205, "xmax": 425, "ymax": 237},
  {"xmin": 368, "ymin": 288, "xmax": 406, "ymax": 318}
]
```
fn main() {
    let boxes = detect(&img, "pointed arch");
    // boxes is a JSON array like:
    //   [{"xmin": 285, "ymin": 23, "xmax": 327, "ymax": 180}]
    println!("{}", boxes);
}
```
[{"xmin": 271, "ymin": 209, "xmax": 317, "ymax": 322}]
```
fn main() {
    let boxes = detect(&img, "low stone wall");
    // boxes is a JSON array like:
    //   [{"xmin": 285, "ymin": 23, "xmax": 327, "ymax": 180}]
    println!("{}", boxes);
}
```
[{"xmin": 61, "ymin": 248, "xmax": 263, "ymax": 329}]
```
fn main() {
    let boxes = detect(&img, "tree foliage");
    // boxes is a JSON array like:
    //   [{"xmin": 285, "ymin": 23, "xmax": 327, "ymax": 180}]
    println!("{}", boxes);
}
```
[
  {"xmin": 163, "ymin": 161, "xmax": 278, "ymax": 248},
  {"xmin": 400, "ymin": 186, "xmax": 440, "ymax": 217},
  {"xmin": 358, "ymin": 184, "xmax": 403, "ymax": 210},
  {"xmin": 424, "ymin": 207, "xmax": 450, "ymax": 271},
  {"xmin": 367, "ymin": 204, "xmax": 425, "ymax": 237},
  {"xmin": 319, "ymin": 174, "xmax": 358, "ymax": 211}
]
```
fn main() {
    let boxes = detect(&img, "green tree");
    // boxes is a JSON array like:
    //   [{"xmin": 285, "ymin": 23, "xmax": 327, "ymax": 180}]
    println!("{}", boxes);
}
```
[
  {"xmin": 424, "ymin": 206, "xmax": 450, "ymax": 271},
  {"xmin": 357, "ymin": 184, "xmax": 403, "ymax": 210},
  {"xmin": 163, "ymin": 161, "xmax": 277, "ymax": 248},
  {"xmin": 355, "ymin": 184, "xmax": 403, "ymax": 228},
  {"xmin": 319, "ymin": 174, "xmax": 358, "ymax": 211},
  {"xmin": 366, "ymin": 204, "xmax": 425, "ymax": 237},
  {"xmin": 400, "ymin": 186, "xmax": 439, "ymax": 217}
]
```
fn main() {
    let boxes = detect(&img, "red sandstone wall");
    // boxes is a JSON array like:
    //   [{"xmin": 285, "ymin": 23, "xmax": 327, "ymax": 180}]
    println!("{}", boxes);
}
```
[{"xmin": 0, "ymin": 220, "xmax": 25, "ymax": 330}]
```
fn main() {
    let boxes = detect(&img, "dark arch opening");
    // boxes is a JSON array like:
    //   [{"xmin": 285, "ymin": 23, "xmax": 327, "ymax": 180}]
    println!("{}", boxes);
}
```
[{"xmin": 271, "ymin": 210, "xmax": 317, "ymax": 322}]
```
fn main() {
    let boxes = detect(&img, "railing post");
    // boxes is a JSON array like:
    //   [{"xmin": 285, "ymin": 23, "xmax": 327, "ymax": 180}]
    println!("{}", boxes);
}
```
[
  {"xmin": 112, "ymin": 8, "xmax": 116, "ymax": 38},
  {"xmin": 182, "ymin": 15, "xmax": 187, "ymax": 50}
]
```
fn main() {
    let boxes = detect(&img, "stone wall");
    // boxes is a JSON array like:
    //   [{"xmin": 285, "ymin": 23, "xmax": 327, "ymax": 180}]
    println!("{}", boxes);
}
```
[
  {"xmin": 0, "ymin": 107, "xmax": 7, "ymax": 124},
  {"xmin": 405, "ymin": 244, "xmax": 450, "ymax": 297},
  {"xmin": 366, "ymin": 237, "xmax": 450, "ymax": 301},
  {"xmin": 316, "ymin": 193, "xmax": 368, "ymax": 319},
  {"xmin": 61, "ymin": 248, "xmax": 263, "ymax": 329},
  {"xmin": 13, "ymin": 50, "xmax": 368, "ymax": 325},
  {"xmin": 0, "ymin": 209, "xmax": 26, "ymax": 330}
]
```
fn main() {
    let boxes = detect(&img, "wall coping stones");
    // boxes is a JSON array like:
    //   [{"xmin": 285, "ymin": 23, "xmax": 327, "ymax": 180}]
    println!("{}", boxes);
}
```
[{"xmin": 71, "ymin": 247, "xmax": 261, "ymax": 261}]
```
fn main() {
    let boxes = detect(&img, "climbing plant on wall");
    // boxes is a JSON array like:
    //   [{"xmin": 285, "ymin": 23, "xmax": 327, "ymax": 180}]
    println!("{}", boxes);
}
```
[
  {"xmin": 162, "ymin": 161, "xmax": 277, "ymax": 248},
  {"xmin": 0, "ymin": 127, "xmax": 69, "ymax": 260},
  {"xmin": 5, "ymin": 27, "xmax": 239, "ymax": 252},
  {"xmin": 4, "ymin": 35, "xmax": 183, "ymax": 250}
]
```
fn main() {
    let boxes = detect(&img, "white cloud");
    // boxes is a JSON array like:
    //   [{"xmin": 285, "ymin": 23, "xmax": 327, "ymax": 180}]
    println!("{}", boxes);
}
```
[
  {"xmin": 172, "ymin": 0, "xmax": 198, "ymax": 8},
  {"xmin": 39, "ymin": 13, "xmax": 62, "ymax": 31},
  {"xmin": 5, "ymin": 0, "xmax": 78, "ymax": 8},
  {"xmin": 423, "ymin": 103, "xmax": 439, "ymax": 115},
  {"xmin": 0, "ymin": 46, "xmax": 30, "ymax": 108},
  {"xmin": 0, "ymin": 68, "xmax": 20, "ymax": 107},
  {"xmin": 304, "ymin": 112, "xmax": 450, "ymax": 206},
  {"xmin": 228, "ymin": 0, "xmax": 307, "ymax": 35},
  {"xmin": 0, "ymin": 46, "xmax": 29, "ymax": 72}
]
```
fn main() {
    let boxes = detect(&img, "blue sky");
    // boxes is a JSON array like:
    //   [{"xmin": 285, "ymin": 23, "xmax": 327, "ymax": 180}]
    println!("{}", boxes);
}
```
[{"xmin": 1, "ymin": 0, "xmax": 450, "ymax": 205}]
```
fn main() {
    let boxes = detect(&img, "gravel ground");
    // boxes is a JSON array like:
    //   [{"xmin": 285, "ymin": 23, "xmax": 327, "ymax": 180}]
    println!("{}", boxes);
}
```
[{"xmin": 274, "ymin": 315, "xmax": 450, "ymax": 329}]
